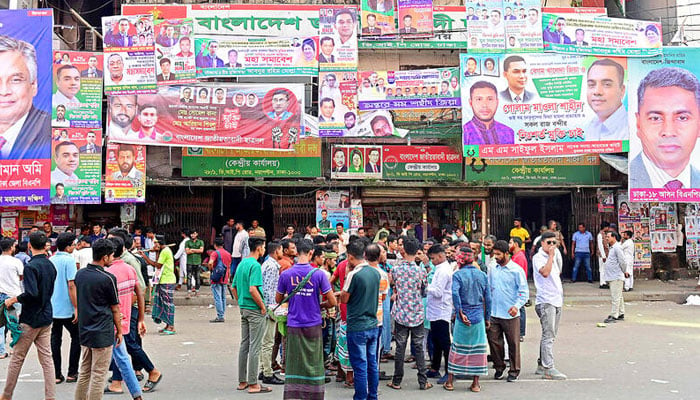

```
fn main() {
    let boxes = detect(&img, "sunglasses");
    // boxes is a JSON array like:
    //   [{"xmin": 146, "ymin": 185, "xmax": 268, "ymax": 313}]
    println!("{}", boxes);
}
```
[{"xmin": 545, "ymin": 240, "xmax": 557, "ymax": 245}]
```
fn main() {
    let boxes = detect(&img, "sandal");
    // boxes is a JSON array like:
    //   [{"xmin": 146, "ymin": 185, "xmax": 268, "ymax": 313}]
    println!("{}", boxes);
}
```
[
  {"xmin": 143, "ymin": 374, "xmax": 163, "ymax": 392},
  {"xmin": 66, "ymin": 375, "xmax": 78, "ymax": 383},
  {"xmin": 134, "ymin": 372, "xmax": 144, "ymax": 382},
  {"xmin": 103, "ymin": 387, "xmax": 124, "ymax": 395},
  {"xmin": 470, "ymin": 384, "xmax": 481, "ymax": 393},
  {"xmin": 236, "ymin": 383, "xmax": 249, "ymax": 391},
  {"xmin": 159, "ymin": 329, "xmax": 176, "ymax": 335},
  {"xmin": 386, "ymin": 382, "xmax": 401, "ymax": 390},
  {"xmin": 0, "ymin": 353, "xmax": 8, "ymax": 359},
  {"xmin": 443, "ymin": 383, "xmax": 454, "ymax": 391},
  {"xmin": 248, "ymin": 386, "xmax": 272, "ymax": 394},
  {"xmin": 420, "ymin": 382, "xmax": 434, "ymax": 390},
  {"xmin": 55, "ymin": 376, "xmax": 65, "ymax": 384}
]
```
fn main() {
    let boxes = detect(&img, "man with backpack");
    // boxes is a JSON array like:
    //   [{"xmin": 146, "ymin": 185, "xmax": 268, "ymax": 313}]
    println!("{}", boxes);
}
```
[{"xmin": 208, "ymin": 237, "xmax": 231, "ymax": 323}]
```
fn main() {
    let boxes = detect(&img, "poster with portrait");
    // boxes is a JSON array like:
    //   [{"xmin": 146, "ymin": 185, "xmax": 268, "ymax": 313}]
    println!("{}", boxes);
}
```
[
  {"xmin": 107, "ymin": 84, "xmax": 305, "ymax": 150},
  {"xmin": 51, "ymin": 51, "xmax": 103, "ymax": 128},
  {"xmin": 195, "ymin": 35, "xmax": 318, "ymax": 77},
  {"xmin": 189, "ymin": 4, "xmax": 320, "ymax": 37},
  {"xmin": 102, "ymin": 15, "xmax": 157, "ymax": 95},
  {"xmin": 348, "ymin": 110, "xmax": 396, "ymax": 138},
  {"xmin": 686, "ymin": 204, "xmax": 700, "ymax": 269},
  {"xmin": 104, "ymin": 143, "xmax": 146, "ymax": 203},
  {"xmin": 396, "ymin": 0, "xmax": 432, "ymax": 39},
  {"xmin": 319, "ymin": 7, "xmax": 358, "ymax": 71},
  {"xmin": 649, "ymin": 204, "xmax": 678, "ymax": 253},
  {"xmin": 330, "ymin": 145, "xmax": 383, "ymax": 180},
  {"xmin": 358, "ymin": 68, "xmax": 461, "ymax": 111},
  {"xmin": 627, "ymin": 48, "xmax": 700, "ymax": 202},
  {"xmin": 0, "ymin": 9, "xmax": 53, "ymax": 206},
  {"xmin": 360, "ymin": 0, "xmax": 395, "ymax": 37},
  {"xmin": 350, "ymin": 199, "xmax": 363, "ymax": 233},
  {"xmin": 50, "ymin": 128, "xmax": 102, "ymax": 204},
  {"xmin": 504, "ymin": 0, "xmax": 543, "ymax": 53},
  {"xmin": 154, "ymin": 18, "xmax": 196, "ymax": 85},
  {"xmin": 617, "ymin": 191, "xmax": 651, "ymax": 269},
  {"xmin": 597, "ymin": 189, "xmax": 615, "ymax": 212},
  {"xmin": 460, "ymin": 52, "xmax": 629, "ymax": 157},
  {"xmin": 315, "ymin": 190, "xmax": 351, "ymax": 235},
  {"xmin": 466, "ymin": 0, "xmax": 506, "ymax": 53},
  {"xmin": 318, "ymin": 71, "xmax": 358, "ymax": 137}
]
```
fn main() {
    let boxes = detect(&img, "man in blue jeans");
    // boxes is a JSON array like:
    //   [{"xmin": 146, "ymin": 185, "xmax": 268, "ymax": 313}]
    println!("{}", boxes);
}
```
[
  {"xmin": 341, "ymin": 240, "xmax": 381, "ymax": 400},
  {"xmin": 570, "ymin": 223, "xmax": 594, "ymax": 283},
  {"xmin": 209, "ymin": 237, "xmax": 232, "ymax": 323}
]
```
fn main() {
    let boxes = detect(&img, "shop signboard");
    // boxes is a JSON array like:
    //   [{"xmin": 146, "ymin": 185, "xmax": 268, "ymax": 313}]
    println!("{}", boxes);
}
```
[{"xmin": 464, "ymin": 155, "xmax": 600, "ymax": 185}]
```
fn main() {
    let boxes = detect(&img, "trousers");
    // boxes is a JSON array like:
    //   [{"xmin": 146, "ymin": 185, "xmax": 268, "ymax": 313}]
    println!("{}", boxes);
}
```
[
  {"xmin": 2, "ymin": 323, "xmax": 55, "ymax": 400},
  {"xmin": 487, "ymin": 317, "xmax": 521, "ymax": 377},
  {"xmin": 75, "ymin": 345, "xmax": 113, "ymax": 400}
]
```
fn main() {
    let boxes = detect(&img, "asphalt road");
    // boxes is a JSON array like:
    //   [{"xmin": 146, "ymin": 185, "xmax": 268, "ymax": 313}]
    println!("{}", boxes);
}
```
[{"xmin": 1, "ymin": 300, "xmax": 698, "ymax": 400}]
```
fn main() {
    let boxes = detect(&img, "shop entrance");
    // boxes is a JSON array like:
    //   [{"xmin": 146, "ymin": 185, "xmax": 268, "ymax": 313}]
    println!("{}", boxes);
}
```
[
  {"xmin": 212, "ymin": 187, "xmax": 274, "ymax": 239},
  {"xmin": 515, "ymin": 190, "xmax": 572, "ymax": 242}
]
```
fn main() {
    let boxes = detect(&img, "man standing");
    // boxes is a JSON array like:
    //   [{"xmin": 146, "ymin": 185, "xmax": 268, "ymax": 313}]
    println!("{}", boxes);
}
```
[
  {"xmin": 463, "ymin": 81, "xmax": 514, "ymax": 145},
  {"xmin": 532, "ymin": 232, "xmax": 567, "ymax": 380},
  {"xmin": 487, "ymin": 240, "xmax": 528, "ymax": 382},
  {"xmin": 222, "ymin": 218, "xmax": 235, "ymax": 253},
  {"xmin": 597, "ymin": 222, "xmax": 610, "ymax": 289},
  {"xmin": 79, "ymin": 131, "xmax": 101, "ymax": 154},
  {"xmin": 259, "ymin": 242, "xmax": 284, "ymax": 385},
  {"xmin": 571, "ymin": 223, "xmax": 594, "ymax": 283},
  {"xmin": 81, "ymin": 55, "xmax": 102, "ymax": 77},
  {"xmin": 318, "ymin": 210, "xmax": 331, "ymax": 229},
  {"xmin": 208, "ymin": 237, "xmax": 231, "ymax": 323},
  {"xmin": 621, "ymin": 230, "xmax": 635, "ymax": 291},
  {"xmin": 603, "ymin": 232, "xmax": 629, "ymax": 324},
  {"xmin": 0, "ymin": 238, "xmax": 23, "ymax": 358},
  {"xmin": 340, "ymin": 240, "xmax": 381, "ymax": 400},
  {"xmin": 509, "ymin": 237, "xmax": 527, "ymax": 342},
  {"xmin": 233, "ymin": 238, "xmax": 270, "ymax": 394},
  {"xmin": 425, "ymin": 244, "xmax": 453, "ymax": 383},
  {"xmin": 73, "ymin": 238, "xmax": 122, "ymax": 400},
  {"xmin": 336, "ymin": 223, "xmax": 349, "ymax": 255},
  {"xmin": 232, "ymin": 221, "xmax": 250, "ymax": 278},
  {"xmin": 50, "ymin": 232, "xmax": 80, "ymax": 384},
  {"xmin": 388, "ymin": 238, "xmax": 431, "ymax": 390},
  {"xmin": 185, "ymin": 229, "xmax": 204, "ymax": 297},
  {"xmin": 173, "ymin": 229, "xmax": 189, "ymax": 290},
  {"xmin": 584, "ymin": 59, "xmax": 628, "ymax": 141},
  {"xmin": 1, "ymin": 232, "xmax": 56, "ymax": 399},
  {"xmin": 509, "ymin": 218, "xmax": 530, "ymax": 249}
]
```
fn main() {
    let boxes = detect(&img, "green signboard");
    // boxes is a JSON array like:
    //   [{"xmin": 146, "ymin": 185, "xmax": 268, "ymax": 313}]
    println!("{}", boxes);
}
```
[{"xmin": 464, "ymin": 155, "xmax": 600, "ymax": 185}]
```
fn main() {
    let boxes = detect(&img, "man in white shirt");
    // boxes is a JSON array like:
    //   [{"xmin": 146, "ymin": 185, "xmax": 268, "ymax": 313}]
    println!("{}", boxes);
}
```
[
  {"xmin": 621, "ymin": 230, "xmax": 635, "ymax": 291},
  {"xmin": 0, "ymin": 237, "xmax": 24, "ymax": 357},
  {"xmin": 50, "ymin": 142, "xmax": 80, "ymax": 186},
  {"xmin": 336, "ymin": 223, "xmax": 349, "ymax": 255},
  {"xmin": 231, "ymin": 221, "xmax": 250, "ymax": 277},
  {"xmin": 425, "ymin": 245, "xmax": 452, "ymax": 381},
  {"xmin": 173, "ymin": 229, "xmax": 190, "ymax": 289},
  {"xmin": 320, "ymin": 73, "xmax": 341, "ymax": 100},
  {"xmin": 72, "ymin": 237, "xmax": 92, "ymax": 270},
  {"xmin": 52, "ymin": 65, "xmax": 82, "ymax": 109},
  {"xmin": 596, "ymin": 222, "xmax": 610, "ymax": 288},
  {"xmin": 584, "ymin": 59, "xmax": 629, "ymax": 141}
]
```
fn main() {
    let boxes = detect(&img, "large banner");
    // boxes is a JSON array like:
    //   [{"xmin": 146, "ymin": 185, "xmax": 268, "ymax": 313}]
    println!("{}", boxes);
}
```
[
  {"xmin": 195, "ymin": 35, "xmax": 318, "ymax": 77},
  {"xmin": 52, "ymin": 51, "xmax": 103, "ymax": 128},
  {"xmin": 504, "ymin": 0, "xmax": 543, "ymax": 53},
  {"xmin": 319, "ymin": 7, "xmax": 358, "ymax": 71},
  {"xmin": 105, "ymin": 143, "xmax": 146, "ymax": 203},
  {"xmin": 50, "ymin": 128, "xmax": 102, "ymax": 204},
  {"xmin": 182, "ymin": 138, "xmax": 321, "ymax": 178},
  {"xmin": 191, "ymin": 4, "xmax": 320, "ymax": 37},
  {"xmin": 358, "ymin": 67, "xmax": 461, "ymax": 111},
  {"xmin": 0, "ymin": 9, "xmax": 53, "ymax": 206},
  {"xmin": 319, "ymin": 71, "xmax": 358, "ymax": 137},
  {"xmin": 107, "ymin": 84, "xmax": 305, "ymax": 150},
  {"xmin": 360, "ymin": 0, "xmax": 395, "ymax": 37},
  {"xmin": 627, "ymin": 48, "xmax": 700, "ymax": 202},
  {"xmin": 542, "ymin": 12, "xmax": 663, "ymax": 57},
  {"xmin": 466, "ymin": 0, "xmax": 505, "ymax": 53},
  {"xmin": 316, "ymin": 190, "xmax": 351, "ymax": 234},
  {"xmin": 464, "ymin": 155, "xmax": 600, "ymax": 185},
  {"xmin": 397, "ymin": 0, "xmax": 433, "ymax": 38},
  {"xmin": 617, "ymin": 192, "xmax": 651, "ymax": 269},
  {"xmin": 154, "ymin": 18, "xmax": 196, "ymax": 85},
  {"xmin": 102, "ymin": 15, "xmax": 157, "ymax": 95},
  {"xmin": 460, "ymin": 52, "xmax": 629, "ymax": 157}
]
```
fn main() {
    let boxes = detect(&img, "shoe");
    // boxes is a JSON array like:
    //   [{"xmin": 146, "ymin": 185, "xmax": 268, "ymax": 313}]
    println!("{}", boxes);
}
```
[
  {"xmin": 426, "ymin": 370, "xmax": 441, "ymax": 379},
  {"xmin": 437, "ymin": 374, "xmax": 448, "ymax": 385},
  {"xmin": 494, "ymin": 370, "xmax": 505, "ymax": 380},
  {"xmin": 603, "ymin": 316, "xmax": 617, "ymax": 324},
  {"xmin": 506, "ymin": 375, "xmax": 518, "ymax": 382},
  {"xmin": 627, "ymin": 288, "xmax": 633, "ymax": 292},
  {"xmin": 262, "ymin": 375, "xmax": 284, "ymax": 385},
  {"xmin": 209, "ymin": 318, "xmax": 225, "ymax": 323},
  {"xmin": 616, "ymin": 314, "xmax": 624, "ymax": 321},
  {"xmin": 599, "ymin": 284, "xmax": 609, "ymax": 289},
  {"xmin": 535, "ymin": 365, "xmax": 544, "ymax": 375},
  {"xmin": 519, "ymin": 336, "xmax": 524, "ymax": 342},
  {"xmin": 378, "ymin": 371, "xmax": 392, "ymax": 381},
  {"xmin": 543, "ymin": 368, "xmax": 567, "ymax": 380}
]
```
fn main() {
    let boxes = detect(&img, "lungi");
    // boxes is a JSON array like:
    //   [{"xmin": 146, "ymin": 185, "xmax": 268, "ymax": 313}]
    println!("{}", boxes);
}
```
[
  {"xmin": 151, "ymin": 284, "xmax": 175, "ymax": 326},
  {"xmin": 284, "ymin": 325, "xmax": 325, "ymax": 400},
  {"xmin": 447, "ymin": 319, "xmax": 488, "ymax": 376}
]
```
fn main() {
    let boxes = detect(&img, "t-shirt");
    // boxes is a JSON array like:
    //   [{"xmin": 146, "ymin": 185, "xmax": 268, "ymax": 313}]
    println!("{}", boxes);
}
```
[
  {"xmin": 511, "ymin": 251, "xmax": 528, "ymax": 279},
  {"xmin": 233, "ymin": 257, "xmax": 263, "ymax": 310},
  {"xmin": 157, "ymin": 247, "xmax": 176, "ymax": 284},
  {"xmin": 572, "ymin": 230, "xmax": 593, "ymax": 253},
  {"xmin": 72, "ymin": 247, "xmax": 92, "ymax": 270},
  {"xmin": 344, "ymin": 264, "xmax": 380, "ymax": 332},
  {"xmin": 185, "ymin": 239, "xmax": 204, "ymax": 265},
  {"xmin": 332, "ymin": 260, "xmax": 349, "ymax": 322},
  {"xmin": 510, "ymin": 227, "xmax": 530, "ymax": 249},
  {"xmin": 0, "ymin": 254, "xmax": 24, "ymax": 297},
  {"xmin": 533, "ymin": 248, "xmax": 563, "ymax": 307},
  {"xmin": 107, "ymin": 259, "xmax": 137, "ymax": 335},
  {"xmin": 17, "ymin": 254, "xmax": 56, "ymax": 328},
  {"xmin": 210, "ymin": 248, "xmax": 232, "ymax": 284},
  {"xmin": 50, "ymin": 251, "xmax": 77, "ymax": 319},
  {"xmin": 75, "ymin": 264, "xmax": 119, "ymax": 348},
  {"xmin": 277, "ymin": 263, "xmax": 332, "ymax": 328},
  {"xmin": 232, "ymin": 230, "xmax": 249, "ymax": 257},
  {"xmin": 368, "ymin": 265, "xmax": 389, "ymax": 326}
]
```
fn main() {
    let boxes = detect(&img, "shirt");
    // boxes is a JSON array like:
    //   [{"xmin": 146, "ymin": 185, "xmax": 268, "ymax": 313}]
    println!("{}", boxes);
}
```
[
  {"xmin": 222, "ymin": 225, "xmax": 235, "ymax": 253},
  {"xmin": 232, "ymin": 230, "xmax": 249, "ymax": 258},
  {"xmin": 233, "ymin": 257, "xmax": 263, "ymax": 311},
  {"xmin": 0, "ymin": 112, "xmax": 27, "ymax": 158},
  {"xmin": 332, "ymin": 260, "xmax": 349, "ymax": 322},
  {"xmin": 511, "ymin": 250, "xmax": 528, "ymax": 278},
  {"xmin": 452, "ymin": 265, "xmax": 491, "ymax": 324},
  {"xmin": 426, "ymin": 260, "xmax": 453, "ymax": 322},
  {"xmin": 489, "ymin": 260, "xmax": 528, "ymax": 319},
  {"xmin": 17, "ymin": 254, "xmax": 56, "ymax": 328},
  {"xmin": 120, "ymin": 250, "xmax": 146, "ymax": 291},
  {"xmin": 463, "ymin": 117, "xmax": 515, "ymax": 145},
  {"xmin": 621, "ymin": 239, "xmax": 634, "ymax": 274},
  {"xmin": 157, "ymin": 247, "xmax": 176, "ymax": 284},
  {"xmin": 73, "ymin": 247, "xmax": 93, "ymax": 270},
  {"xmin": 369, "ymin": 265, "xmax": 389, "ymax": 326},
  {"xmin": 261, "ymin": 257, "xmax": 281, "ymax": 306},
  {"xmin": 533, "ymin": 248, "xmax": 564, "ymax": 307},
  {"xmin": 75, "ymin": 264, "xmax": 119, "ymax": 348},
  {"xmin": 185, "ymin": 239, "xmax": 204, "ymax": 265},
  {"xmin": 572, "ymin": 230, "xmax": 594, "ymax": 253},
  {"xmin": 106, "ymin": 259, "xmax": 137, "ymax": 335},
  {"xmin": 603, "ymin": 242, "xmax": 626, "ymax": 281},
  {"xmin": 210, "ymin": 248, "xmax": 232, "ymax": 284},
  {"xmin": 14, "ymin": 252, "xmax": 30, "ymax": 267},
  {"xmin": 173, "ymin": 237, "xmax": 189, "ymax": 271},
  {"xmin": 584, "ymin": 105, "xmax": 629, "ymax": 141},
  {"xmin": 50, "ymin": 251, "xmax": 77, "ymax": 319},
  {"xmin": 277, "ymin": 263, "xmax": 332, "ymax": 328},
  {"xmin": 641, "ymin": 151, "xmax": 692, "ymax": 189},
  {"xmin": 0, "ymin": 254, "xmax": 24, "ymax": 297},
  {"xmin": 509, "ymin": 227, "xmax": 530, "ymax": 249},
  {"xmin": 344, "ymin": 264, "xmax": 380, "ymax": 332},
  {"xmin": 391, "ymin": 260, "xmax": 427, "ymax": 327}
]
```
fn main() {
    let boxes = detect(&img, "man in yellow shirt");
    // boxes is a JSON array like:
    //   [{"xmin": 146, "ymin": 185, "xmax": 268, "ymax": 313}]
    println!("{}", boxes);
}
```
[{"xmin": 509, "ymin": 218, "xmax": 531, "ymax": 250}]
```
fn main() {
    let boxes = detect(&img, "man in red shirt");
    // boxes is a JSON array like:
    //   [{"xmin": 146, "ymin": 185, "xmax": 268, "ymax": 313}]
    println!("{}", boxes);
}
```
[
  {"xmin": 208, "ymin": 237, "xmax": 231, "ymax": 323},
  {"xmin": 330, "ymin": 257, "xmax": 353, "ymax": 387},
  {"xmin": 509, "ymin": 237, "xmax": 528, "ymax": 342}
]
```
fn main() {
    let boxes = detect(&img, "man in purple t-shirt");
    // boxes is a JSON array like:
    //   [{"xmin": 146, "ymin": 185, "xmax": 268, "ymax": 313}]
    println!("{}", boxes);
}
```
[{"xmin": 276, "ymin": 240, "xmax": 336, "ymax": 399}]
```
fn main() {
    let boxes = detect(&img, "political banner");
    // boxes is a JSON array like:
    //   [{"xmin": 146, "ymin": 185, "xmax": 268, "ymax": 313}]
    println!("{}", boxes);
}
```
[
  {"xmin": 460, "ymin": 53, "xmax": 629, "ymax": 157},
  {"xmin": 383, "ymin": 145, "xmax": 462, "ymax": 180},
  {"xmin": 319, "ymin": 7, "xmax": 358, "ymax": 71},
  {"xmin": 360, "ymin": 6, "xmax": 467, "ymax": 49},
  {"xmin": 360, "ymin": 0, "xmax": 395, "ymax": 37},
  {"xmin": 50, "ymin": 128, "xmax": 102, "ymax": 204},
  {"xmin": 350, "ymin": 199, "xmax": 363, "ymax": 232},
  {"xmin": 319, "ymin": 71, "xmax": 358, "ymax": 137},
  {"xmin": 316, "ymin": 190, "xmax": 351, "ymax": 234},
  {"xmin": 542, "ymin": 12, "xmax": 663, "ymax": 57},
  {"xmin": 107, "ymin": 84, "xmax": 304, "ymax": 150},
  {"xmin": 52, "ymin": 51, "xmax": 103, "ymax": 128},
  {"xmin": 331, "ymin": 145, "xmax": 383, "ymax": 180},
  {"xmin": 102, "ymin": 15, "xmax": 157, "ymax": 95},
  {"xmin": 348, "ymin": 110, "xmax": 397, "ymax": 138},
  {"xmin": 686, "ymin": 204, "xmax": 700, "ymax": 269},
  {"xmin": 154, "ymin": 18, "xmax": 196, "ymax": 85},
  {"xmin": 105, "ymin": 143, "xmax": 146, "ymax": 203},
  {"xmin": 504, "ymin": 0, "xmax": 543, "ymax": 53},
  {"xmin": 0, "ymin": 9, "xmax": 53, "ymax": 206},
  {"xmin": 466, "ymin": 0, "xmax": 505, "ymax": 53},
  {"xmin": 191, "ymin": 4, "xmax": 320, "ymax": 37},
  {"xmin": 396, "ymin": 0, "xmax": 433, "ymax": 38},
  {"xmin": 358, "ymin": 68, "xmax": 461, "ymax": 111},
  {"xmin": 617, "ymin": 192, "xmax": 651, "ymax": 269},
  {"xmin": 195, "ymin": 35, "xmax": 318, "ymax": 77},
  {"xmin": 182, "ymin": 138, "xmax": 321, "ymax": 178},
  {"xmin": 650, "ymin": 204, "xmax": 678, "ymax": 253},
  {"xmin": 597, "ymin": 189, "xmax": 615, "ymax": 212},
  {"xmin": 464, "ymin": 155, "xmax": 600, "ymax": 185},
  {"xmin": 627, "ymin": 48, "xmax": 700, "ymax": 202}
]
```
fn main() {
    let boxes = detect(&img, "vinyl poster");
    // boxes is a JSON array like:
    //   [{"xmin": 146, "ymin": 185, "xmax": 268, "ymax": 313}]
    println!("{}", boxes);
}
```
[
  {"xmin": 396, "ymin": 0, "xmax": 433, "ymax": 38},
  {"xmin": 102, "ymin": 14, "xmax": 157, "ymax": 95},
  {"xmin": 617, "ymin": 191, "xmax": 651, "ymax": 269},
  {"xmin": 319, "ymin": 7, "xmax": 358, "ymax": 71},
  {"xmin": 360, "ymin": 0, "xmax": 396, "ymax": 37},
  {"xmin": 316, "ymin": 190, "xmax": 351, "ymax": 235},
  {"xmin": 105, "ymin": 143, "xmax": 146, "ymax": 203},
  {"xmin": 318, "ymin": 71, "xmax": 359, "ymax": 137},
  {"xmin": 154, "ymin": 18, "xmax": 196, "ymax": 85}
]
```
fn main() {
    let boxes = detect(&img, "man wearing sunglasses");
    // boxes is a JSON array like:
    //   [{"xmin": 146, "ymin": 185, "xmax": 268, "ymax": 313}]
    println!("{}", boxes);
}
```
[{"xmin": 532, "ymin": 232, "xmax": 567, "ymax": 380}]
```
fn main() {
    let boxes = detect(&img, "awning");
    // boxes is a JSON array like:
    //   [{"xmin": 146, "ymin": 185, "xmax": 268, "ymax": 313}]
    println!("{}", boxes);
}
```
[{"xmin": 599, "ymin": 154, "xmax": 628, "ymax": 175}]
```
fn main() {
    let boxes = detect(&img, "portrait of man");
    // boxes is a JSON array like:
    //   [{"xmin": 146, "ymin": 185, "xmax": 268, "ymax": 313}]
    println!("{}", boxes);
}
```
[
  {"xmin": 344, "ymin": 112, "xmax": 356, "ymax": 130},
  {"xmin": 0, "ymin": 35, "xmax": 51, "ymax": 161},
  {"xmin": 467, "ymin": 7, "xmax": 479, "ymax": 21},
  {"xmin": 51, "ymin": 183, "xmax": 67, "ymax": 204},
  {"xmin": 365, "ymin": 148, "xmax": 381, "ymax": 173},
  {"xmin": 196, "ymin": 40, "xmax": 224, "ymax": 68},
  {"xmin": 525, "ymin": 8, "xmax": 540, "ymax": 32},
  {"xmin": 335, "ymin": 9, "xmax": 357, "ymax": 46},
  {"xmin": 225, "ymin": 49, "xmax": 242, "ymax": 68},
  {"xmin": 51, "ymin": 141, "xmax": 80, "ymax": 185},
  {"xmin": 318, "ymin": 209, "xmax": 331, "ymax": 229},
  {"xmin": 108, "ymin": 94, "xmax": 137, "ymax": 138},
  {"xmin": 332, "ymin": 148, "xmax": 347, "ymax": 173},
  {"xmin": 544, "ymin": 17, "xmax": 572, "ymax": 45},
  {"xmin": 156, "ymin": 25, "xmax": 177, "ymax": 47},
  {"xmin": 630, "ymin": 67, "xmax": 700, "ymax": 189},
  {"xmin": 180, "ymin": 87, "xmax": 194, "ymax": 103},
  {"xmin": 370, "ymin": 115, "xmax": 393, "ymax": 136},
  {"xmin": 367, "ymin": 0, "xmax": 393, "ymax": 13},
  {"xmin": 319, "ymin": 37, "xmax": 335, "ymax": 63},
  {"xmin": 53, "ymin": 65, "xmax": 81, "ymax": 108},
  {"xmin": 504, "ymin": 7, "xmax": 517, "ymax": 21},
  {"xmin": 584, "ymin": 58, "xmax": 628, "ymax": 141},
  {"xmin": 196, "ymin": 87, "xmax": 210, "ymax": 104},
  {"xmin": 399, "ymin": 15, "xmax": 417, "ymax": 34},
  {"xmin": 112, "ymin": 144, "xmax": 144, "ymax": 183},
  {"xmin": 212, "ymin": 88, "xmax": 226, "ymax": 105},
  {"xmin": 175, "ymin": 36, "xmax": 193, "ymax": 58},
  {"xmin": 267, "ymin": 90, "xmax": 292, "ymax": 120},
  {"xmin": 129, "ymin": 104, "xmax": 159, "ymax": 141},
  {"xmin": 233, "ymin": 92, "xmax": 245, "ymax": 107},
  {"xmin": 464, "ymin": 57, "xmax": 479, "ymax": 77},
  {"xmin": 574, "ymin": 29, "xmax": 589, "ymax": 46},
  {"xmin": 500, "ymin": 55, "xmax": 536, "ymax": 103},
  {"xmin": 107, "ymin": 53, "xmax": 125, "ymax": 85},
  {"xmin": 104, "ymin": 18, "xmax": 133, "ymax": 48},
  {"xmin": 156, "ymin": 57, "xmax": 177, "ymax": 82},
  {"xmin": 464, "ymin": 80, "xmax": 514, "ymax": 145},
  {"xmin": 247, "ymin": 93, "xmax": 258, "ymax": 107},
  {"xmin": 362, "ymin": 14, "xmax": 381, "ymax": 35},
  {"xmin": 79, "ymin": 131, "xmax": 101, "ymax": 154},
  {"xmin": 81, "ymin": 55, "xmax": 102, "ymax": 78},
  {"xmin": 508, "ymin": 36, "xmax": 517, "ymax": 47},
  {"xmin": 319, "ymin": 97, "xmax": 336, "ymax": 123},
  {"xmin": 320, "ymin": 73, "xmax": 341, "ymax": 100},
  {"xmin": 52, "ymin": 104, "xmax": 70, "ymax": 128},
  {"xmin": 485, "ymin": 10, "xmax": 504, "ymax": 35}
]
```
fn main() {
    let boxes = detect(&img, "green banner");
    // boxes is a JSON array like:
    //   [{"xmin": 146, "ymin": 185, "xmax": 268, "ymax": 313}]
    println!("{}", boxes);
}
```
[{"xmin": 464, "ymin": 155, "xmax": 600, "ymax": 185}]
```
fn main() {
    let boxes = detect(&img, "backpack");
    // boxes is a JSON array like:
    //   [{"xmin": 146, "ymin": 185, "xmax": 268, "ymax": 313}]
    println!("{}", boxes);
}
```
[{"xmin": 210, "ymin": 250, "xmax": 227, "ymax": 284}]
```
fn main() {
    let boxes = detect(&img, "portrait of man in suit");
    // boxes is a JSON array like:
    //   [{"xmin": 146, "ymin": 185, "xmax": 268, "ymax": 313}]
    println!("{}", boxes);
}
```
[
  {"xmin": 574, "ymin": 29, "xmax": 589, "ymax": 46},
  {"xmin": 319, "ymin": 97, "xmax": 335, "ymax": 123},
  {"xmin": 156, "ymin": 25, "xmax": 177, "ymax": 47},
  {"xmin": 365, "ymin": 148, "xmax": 381, "ymax": 173},
  {"xmin": 267, "ymin": 89, "xmax": 293, "ymax": 121},
  {"xmin": 467, "ymin": 7, "xmax": 479, "ymax": 21},
  {"xmin": 104, "ymin": 18, "xmax": 133, "ymax": 48},
  {"xmin": 399, "ymin": 15, "xmax": 417, "ymax": 34},
  {"xmin": 195, "ymin": 40, "xmax": 224, "ymax": 68},
  {"xmin": 225, "ymin": 49, "xmax": 242, "ymax": 68},
  {"xmin": 332, "ymin": 148, "xmax": 347, "ymax": 173},
  {"xmin": 500, "ymin": 55, "xmax": 536, "ymax": 103},
  {"xmin": 180, "ymin": 87, "xmax": 194, "ymax": 103},
  {"xmin": 156, "ymin": 57, "xmax": 177, "ymax": 82},
  {"xmin": 0, "ymin": 35, "xmax": 50, "ymax": 161},
  {"xmin": 362, "ymin": 14, "xmax": 381, "ymax": 35},
  {"xmin": 544, "ymin": 17, "xmax": 572, "ymax": 45},
  {"xmin": 80, "ymin": 56, "xmax": 103, "ymax": 78},
  {"xmin": 630, "ymin": 67, "xmax": 700, "ymax": 190},
  {"xmin": 79, "ymin": 131, "xmax": 102, "ymax": 154},
  {"xmin": 319, "ymin": 37, "xmax": 335, "ymax": 63},
  {"xmin": 53, "ymin": 65, "xmax": 81, "ymax": 109}
]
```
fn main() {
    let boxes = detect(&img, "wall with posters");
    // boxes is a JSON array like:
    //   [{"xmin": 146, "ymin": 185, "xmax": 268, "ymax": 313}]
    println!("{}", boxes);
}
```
[
  {"xmin": 686, "ymin": 204, "xmax": 700, "ymax": 270},
  {"xmin": 52, "ymin": 51, "xmax": 103, "ymax": 128},
  {"xmin": 617, "ymin": 192, "xmax": 652, "ymax": 269},
  {"xmin": 50, "ymin": 128, "xmax": 102, "ymax": 204}
]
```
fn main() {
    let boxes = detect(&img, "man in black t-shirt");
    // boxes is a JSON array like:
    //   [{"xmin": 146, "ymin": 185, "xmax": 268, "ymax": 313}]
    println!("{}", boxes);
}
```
[{"xmin": 74, "ymin": 238, "xmax": 122, "ymax": 400}]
